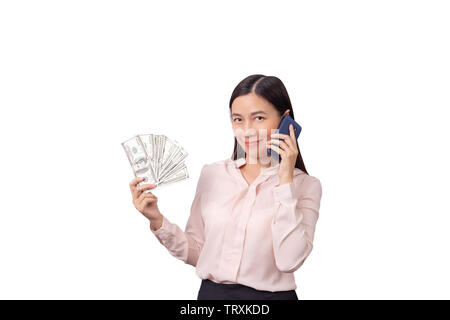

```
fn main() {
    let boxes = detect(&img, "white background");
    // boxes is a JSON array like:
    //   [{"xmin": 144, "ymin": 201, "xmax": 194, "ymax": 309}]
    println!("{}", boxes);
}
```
[{"xmin": 1, "ymin": 1, "xmax": 449, "ymax": 299}]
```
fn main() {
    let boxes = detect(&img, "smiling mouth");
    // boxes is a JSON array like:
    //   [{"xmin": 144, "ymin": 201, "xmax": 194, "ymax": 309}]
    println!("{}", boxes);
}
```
[{"xmin": 245, "ymin": 139, "xmax": 261, "ymax": 145}]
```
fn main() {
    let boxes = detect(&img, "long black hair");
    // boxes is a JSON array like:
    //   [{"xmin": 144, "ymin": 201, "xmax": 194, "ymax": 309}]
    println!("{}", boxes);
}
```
[{"xmin": 229, "ymin": 74, "xmax": 308, "ymax": 175}]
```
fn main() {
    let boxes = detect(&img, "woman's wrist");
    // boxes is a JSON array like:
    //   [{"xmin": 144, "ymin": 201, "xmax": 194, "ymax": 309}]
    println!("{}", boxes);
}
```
[{"xmin": 150, "ymin": 214, "xmax": 164, "ymax": 231}]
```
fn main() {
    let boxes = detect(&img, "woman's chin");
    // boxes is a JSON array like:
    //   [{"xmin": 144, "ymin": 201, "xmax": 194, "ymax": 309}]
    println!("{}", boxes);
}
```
[{"xmin": 241, "ymin": 144, "xmax": 267, "ymax": 155}]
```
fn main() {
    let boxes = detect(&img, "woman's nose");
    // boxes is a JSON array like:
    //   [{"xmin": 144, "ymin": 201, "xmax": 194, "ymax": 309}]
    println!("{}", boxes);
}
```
[{"xmin": 243, "ymin": 128, "xmax": 258, "ymax": 136}]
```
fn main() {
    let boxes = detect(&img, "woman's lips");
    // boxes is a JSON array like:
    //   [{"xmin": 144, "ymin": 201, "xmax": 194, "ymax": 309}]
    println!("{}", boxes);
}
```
[{"xmin": 245, "ymin": 139, "xmax": 261, "ymax": 146}]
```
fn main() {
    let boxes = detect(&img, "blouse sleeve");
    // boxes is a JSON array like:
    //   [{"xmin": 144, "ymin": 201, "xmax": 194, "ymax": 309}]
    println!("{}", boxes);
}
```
[
  {"xmin": 271, "ymin": 175, "xmax": 322, "ymax": 273},
  {"xmin": 149, "ymin": 164, "xmax": 208, "ymax": 267}
]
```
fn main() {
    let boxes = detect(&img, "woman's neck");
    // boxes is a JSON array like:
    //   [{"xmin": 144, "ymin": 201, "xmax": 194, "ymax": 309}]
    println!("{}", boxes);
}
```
[{"xmin": 244, "ymin": 156, "xmax": 272, "ymax": 170}]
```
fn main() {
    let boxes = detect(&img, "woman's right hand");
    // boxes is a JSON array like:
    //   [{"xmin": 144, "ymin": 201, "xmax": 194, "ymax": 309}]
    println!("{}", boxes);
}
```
[{"xmin": 129, "ymin": 177, "xmax": 162, "ymax": 223}]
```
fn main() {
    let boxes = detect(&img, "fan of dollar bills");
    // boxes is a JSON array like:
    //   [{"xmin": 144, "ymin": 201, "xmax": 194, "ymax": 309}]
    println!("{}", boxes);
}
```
[{"xmin": 122, "ymin": 134, "xmax": 189, "ymax": 190}]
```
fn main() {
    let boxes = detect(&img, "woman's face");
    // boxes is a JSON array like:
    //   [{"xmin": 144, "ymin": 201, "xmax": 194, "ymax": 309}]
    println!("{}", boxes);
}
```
[{"xmin": 231, "ymin": 93, "xmax": 289, "ymax": 163}]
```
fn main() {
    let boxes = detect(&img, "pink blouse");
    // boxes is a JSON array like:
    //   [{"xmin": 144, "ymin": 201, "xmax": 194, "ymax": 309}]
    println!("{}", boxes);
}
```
[{"xmin": 150, "ymin": 157, "xmax": 322, "ymax": 292}]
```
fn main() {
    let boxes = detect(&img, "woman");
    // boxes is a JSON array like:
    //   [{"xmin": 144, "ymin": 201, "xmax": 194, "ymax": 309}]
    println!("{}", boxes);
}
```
[{"xmin": 128, "ymin": 74, "xmax": 323, "ymax": 300}]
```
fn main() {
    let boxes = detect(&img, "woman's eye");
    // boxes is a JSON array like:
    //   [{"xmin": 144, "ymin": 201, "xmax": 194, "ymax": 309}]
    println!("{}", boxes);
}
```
[
  {"xmin": 255, "ymin": 116, "xmax": 265, "ymax": 121},
  {"xmin": 233, "ymin": 118, "xmax": 242, "ymax": 122}
]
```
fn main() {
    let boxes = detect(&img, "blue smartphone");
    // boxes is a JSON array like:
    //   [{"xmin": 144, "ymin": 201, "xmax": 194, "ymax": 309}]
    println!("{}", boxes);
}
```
[{"xmin": 268, "ymin": 114, "xmax": 302, "ymax": 161}]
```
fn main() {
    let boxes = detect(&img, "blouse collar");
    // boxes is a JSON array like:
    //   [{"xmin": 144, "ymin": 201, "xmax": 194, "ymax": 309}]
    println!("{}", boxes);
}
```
[{"xmin": 228, "ymin": 157, "xmax": 305, "ymax": 177}]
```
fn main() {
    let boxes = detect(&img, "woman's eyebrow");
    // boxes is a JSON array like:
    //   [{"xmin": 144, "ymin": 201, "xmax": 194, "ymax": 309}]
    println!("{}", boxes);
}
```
[{"xmin": 231, "ymin": 111, "xmax": 267, "ymax": 117}]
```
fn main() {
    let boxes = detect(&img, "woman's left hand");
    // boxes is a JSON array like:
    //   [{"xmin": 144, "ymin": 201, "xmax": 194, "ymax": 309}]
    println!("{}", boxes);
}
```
[{"xmin": 267, "ymin": 124, "xmax": 298, "ymax": 185}]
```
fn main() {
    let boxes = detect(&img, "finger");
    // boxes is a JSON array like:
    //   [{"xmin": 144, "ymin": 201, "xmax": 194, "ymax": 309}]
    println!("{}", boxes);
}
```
[
  {"xmin": 139, "ymin": 195, "xmax": 158, "ymax": 207},
  {"xmin": 130, "ymin": 177, "xmax": 145, "ymax": 189},
  {"xmin": 135, "ymin": 187, "xmax": 153, "ymax": 201},
  {"xmin": 289, "ymin": 124, "xmax": 296, "ymax": 140},
  {"xmin": 268, "ymin": 144, "xmax": 285, "ymax": 156},
  {"xmin": 141, "ymin": 197, "xmax": 158, "ymax": 207},
  {"xmin": 130, "ymin": 177, "xmax": 146, "ymax": 200},
  {"xmin": 268, "ymin": 139, "xmax": 281, "ymax": 148},
  {"xmin": 268, "ymin": 139, "xmax": 290, "ymax": 150},
  {"xmin": 277, "ymin": 139, "xmax": 292, "ymax": 152},
  {"xmin": 129, "ymin": 176, "xmax": 145, "ymax": 191},
  {"xmin": 270, "ymin": 133, "xmax": 290, "ymax": 140},
  {"xmin": 282, "ymin": 126, "xmax": 296, "ymax": 150},
  {"xmin": 137, "ymin": 183, "xmax": 157, "ymax": 192},
  {"xmin": 138, "ymin": 190, "xmax": 155, "ymax": 202},
  {"xmin": 137, "ymin": 192, "xmax": 156, "ymax": 206},
  {"xmin": 288, "ymin": 124, "xmax": 297, "ymax": 146},
  {"xmin": 269, "ymin": 136, "xmax": 294, "ymax": 151}
]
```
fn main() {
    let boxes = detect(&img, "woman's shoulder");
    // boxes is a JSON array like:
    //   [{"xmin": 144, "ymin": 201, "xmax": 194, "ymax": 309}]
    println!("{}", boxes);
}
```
[
  {"xmin": 202, "ymin": 158, "xmax": 235, "ymax": 168},
  {"xmin": 293, "ymin": 168, "xmax": 320, "ymax": 182},
  {"xmin": 305, "ymin": 172, "xmax": 321, "ymax": 185},
  {"xmin": 295, "ymin": 171, "xmax": 322, "ymax": 196},
  {"xmin": 198, "ymin": 158, "xmax": 231, "ymax": 176}
]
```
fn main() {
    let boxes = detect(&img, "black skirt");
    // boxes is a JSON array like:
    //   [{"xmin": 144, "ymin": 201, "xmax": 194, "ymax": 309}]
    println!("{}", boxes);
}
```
[{"xmin": 197, "ymin": 279, "xmax": 298, "ymax": 300}]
